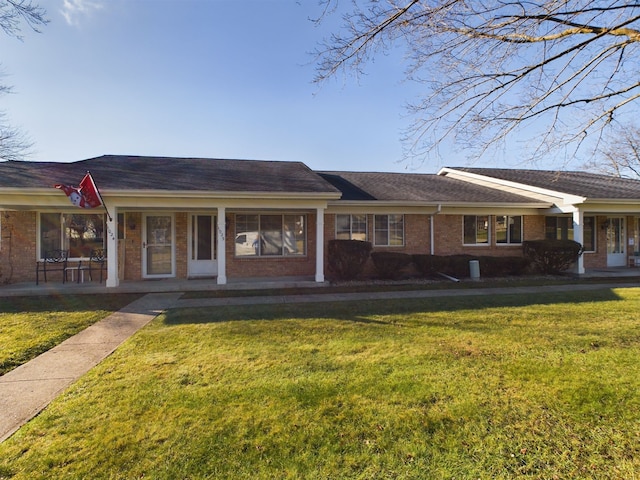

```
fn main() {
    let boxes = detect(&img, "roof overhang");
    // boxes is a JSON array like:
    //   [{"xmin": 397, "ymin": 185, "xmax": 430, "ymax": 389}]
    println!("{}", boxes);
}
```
[
  {"xmin": 327, "ymin": 200, "xmax": 551, "ymax": 215},
  {"xmin": 0, "ymin": 188, "xmax": 341, "ymax": 211},
  {"xmin": 438, "ymin": 167, "xmax": 587, "ymax": 206}
]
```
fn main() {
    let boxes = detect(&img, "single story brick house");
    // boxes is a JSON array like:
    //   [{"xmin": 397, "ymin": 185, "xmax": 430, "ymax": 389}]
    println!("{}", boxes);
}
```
[{"xmin": 2, "ymin": 155, "xmax": 640, "ymax": 287}]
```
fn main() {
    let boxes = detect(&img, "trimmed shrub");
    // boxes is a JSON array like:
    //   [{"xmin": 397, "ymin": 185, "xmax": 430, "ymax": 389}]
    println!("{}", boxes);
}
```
[
  {"xmin": 478, "ymin": 256, "xmax": 530, "ymax": 277},
  {"xmin": 413, "ymin": 254, "xmax": 476, "ymax": 279},
  {"xmin": 371, "ymin": 251, "xmax": 413, "ymax": 279},
  {"xmin": 412, "ymin": 254, "xmax": 434, "ymax": 277},
  {"xmin": 413, "ymin": 254, "xmax": 530, "ymax": 279},
  {"xmin": 523, "ymin": 239, "xmax": 584, "ymax": 274},
  {"xmin": 327, "ymin": 239, "xmax": 372, "ymax": 280}
]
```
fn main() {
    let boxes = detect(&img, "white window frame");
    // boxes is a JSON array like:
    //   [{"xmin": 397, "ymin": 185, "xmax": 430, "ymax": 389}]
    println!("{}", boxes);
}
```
[
  {"xmin": 38, "ymin": 212, "xmax": 106, "ymax": 260},
  {"xmin": 335, "ymin": 214, "xmax": 367, "ymax": 241},
  {"xmin": 495, "ymin": 215, "xmax": 523, "ymax": 245},
  {"xmin": 234, "ymin": 213, "xmax": 307, "ymax": 257},
  {"xmin": 373, "ymin": 214, "xmax": 404, "ymax": 247},
  {"xmin": 463, "ymin": 215, "xmax": 490, "ymax": 246}
]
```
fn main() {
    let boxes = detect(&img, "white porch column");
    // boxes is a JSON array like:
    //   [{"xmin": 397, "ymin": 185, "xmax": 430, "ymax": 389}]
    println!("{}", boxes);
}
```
[
  {"xmin": 315, "ymin": 207, "xmax": 325, "ymax": 282},
  {"xmin": 217, "ymin": 207, "xmax": 227, "ymax": 285},
  {"xmin": 106, "ymin": 207, "xmax": 119, "ymax": 287},
  {"xmin": 573, "ymin": 208, "xmax": 585, "ymax": 275}
]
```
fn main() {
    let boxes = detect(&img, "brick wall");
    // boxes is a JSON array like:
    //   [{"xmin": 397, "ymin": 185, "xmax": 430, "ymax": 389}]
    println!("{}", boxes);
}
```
[
  {"xmin": 1, "ymin": 211, "xmax": 37, "ymax": 284},
  {"xmin": 1, "ymin": 209, "xmax": 637, "ymax": 285},
  {"xmin": 123, "ymin": 212, "xmax": 142, "ymax": 281},
  {"xmin": 175, "ymin": 212, "xmax": 188, "ymax": 278}
]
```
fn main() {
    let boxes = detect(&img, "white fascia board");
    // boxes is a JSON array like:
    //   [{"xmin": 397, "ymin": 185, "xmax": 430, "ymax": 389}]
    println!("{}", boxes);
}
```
[
  {"xmin": 439, "ymin": 205, "xmax": 549, "ymax": 216},
  {"xmin": 545, "ymin": 200, "xmax": 640, "ymax": 215},
  {"xmin": 438, "ymin": 168, "xmax": 586, "ymax": 206},
  {"xmin": 327, "ymin": 200, "xmax": 550, "ymax": 215},
  {"xmin": 106, "ymin": 189, "xmax": 341, "ymax": 200},
  {"xmin": 0, "ymin": 188, "xmax": 340, "ymax": 211},
  {"xmin": 327, "ymin": 201, "xmax": 442, "ymax": 215}
]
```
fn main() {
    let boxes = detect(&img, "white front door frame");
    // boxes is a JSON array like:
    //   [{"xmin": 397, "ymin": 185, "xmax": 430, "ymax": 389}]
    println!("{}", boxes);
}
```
[
  {"xmin": 572, "ymin": 209, "xmax": 585, "ymax": 274},
  {"xmin": 606, "ymin": 216, "xmax": 627, "ymax": 267},
  {"xmin": 187, "ymin": 213, "xmax": 218, "ymax": 278}
]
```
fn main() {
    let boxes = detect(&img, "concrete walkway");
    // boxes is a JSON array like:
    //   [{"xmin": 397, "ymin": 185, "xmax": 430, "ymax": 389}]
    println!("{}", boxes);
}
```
[
  {"xmin": 2, "ymin": 280, "xmax": 639, "ymax": 444},
  {"xmin": 0, "ymin": 292, "xmax": 182, "ymax": 443},
  {"xmin": 173, "ymin": 281, "xmax": 640, "ymax": 308}
]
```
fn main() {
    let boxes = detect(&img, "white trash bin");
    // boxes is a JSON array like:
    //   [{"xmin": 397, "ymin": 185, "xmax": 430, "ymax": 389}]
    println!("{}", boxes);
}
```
[{"xmin": 469, "ymin": 260, "xmax": 480, "ymax": 281}]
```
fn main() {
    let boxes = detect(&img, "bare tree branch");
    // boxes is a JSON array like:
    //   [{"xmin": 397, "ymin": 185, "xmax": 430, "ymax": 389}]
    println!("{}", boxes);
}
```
[
  {"xmin": 0, "ymin": 0, "xmax": 47, "ymax": 161},
  {"xmin": 314, "ymin": 1, "xmax": 640, "ymax": 167}
]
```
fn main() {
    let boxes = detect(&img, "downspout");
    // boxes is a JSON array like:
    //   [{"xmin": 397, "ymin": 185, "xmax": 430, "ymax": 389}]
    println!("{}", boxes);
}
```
[{"xmin": 430, "ymin": 204, "xmax": 442, "ymax": 255}]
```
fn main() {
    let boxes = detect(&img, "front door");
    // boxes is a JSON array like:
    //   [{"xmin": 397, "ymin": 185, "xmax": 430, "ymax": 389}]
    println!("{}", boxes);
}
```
[
  {"xmin": 188, "ymin": 214, "xmax": 218, "ymax": 277},
  {"xmin": 143, "ymin": 214, "xmax": 174, "ymax": 278},
  {"xmin": 606, "ymin": 217, "xmax": 626, "ymax": 267}
]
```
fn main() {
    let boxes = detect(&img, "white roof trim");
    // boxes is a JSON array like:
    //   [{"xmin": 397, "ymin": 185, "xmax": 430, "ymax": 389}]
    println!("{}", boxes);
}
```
[{"xmin": 438, "ymin": 167, "xmax": 586, "ymax": 206}]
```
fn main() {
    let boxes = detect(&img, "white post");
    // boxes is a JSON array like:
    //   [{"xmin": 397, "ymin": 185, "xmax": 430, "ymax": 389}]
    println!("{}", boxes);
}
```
[
  {"xmin": 315, "ymin": 207, "xmax": 325, "ymax": 282},
  {"xmin": 573, "ymin": 209, "xmax": 585, "ymax": 275},
  {"xmin": 106, "ymin": 206, "xmax": 119, "ymax": 287},
  {"xmin": 217, "ymin": 207, "xmax": 227, "ymax": 285}
]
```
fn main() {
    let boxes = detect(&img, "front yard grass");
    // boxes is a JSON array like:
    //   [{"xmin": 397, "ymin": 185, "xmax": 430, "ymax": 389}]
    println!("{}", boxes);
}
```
[
  {"xmin": 0, "ymin": 294, "xmax": 141, "ymax": 375},
  {"xmin": 1, "ymin": 288, "xmax": 639, "ymax": 478}
]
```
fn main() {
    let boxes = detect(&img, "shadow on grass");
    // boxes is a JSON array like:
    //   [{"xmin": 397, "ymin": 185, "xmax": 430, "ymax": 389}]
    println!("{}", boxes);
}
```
[
  {"xmin": 164, "ymin": 287, "xmax": 624, "ymax": 326},
  {"xmin": 0, "ymin": 294, "xmax": 142, "ymax": 314}
]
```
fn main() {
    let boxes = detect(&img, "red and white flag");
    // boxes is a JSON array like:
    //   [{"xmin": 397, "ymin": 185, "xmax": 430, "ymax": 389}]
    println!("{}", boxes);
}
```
[{"xmin": 55, "ymin": 173, "xmax": 103, "ymax": 209}]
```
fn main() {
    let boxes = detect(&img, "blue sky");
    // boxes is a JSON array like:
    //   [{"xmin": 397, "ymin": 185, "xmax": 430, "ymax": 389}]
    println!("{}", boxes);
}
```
[{"xmin": 1, "ymin": 0, "xmax": 509, "ymax": 173}]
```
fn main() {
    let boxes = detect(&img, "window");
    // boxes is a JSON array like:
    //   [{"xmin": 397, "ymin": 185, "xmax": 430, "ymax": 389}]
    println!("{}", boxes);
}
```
[
  {"xmin": 374, "ymin": 214, "xmax": 404, "ymax": 246},
  {"xmin": 545, "ymin": 216, "xmax": 595, "ymax": 251},
  {"xmin": 496, "ymin": 215, "xmax": 522, "ymax": 244},
  {"xmin": 235, "ymin": 214, "xmax": 306, "ymax": 257},
  {"xmin": 583, "ymin": 216, "xmax": 596, "ymax": 252},
  {"xmin": 336, "ymin": 214, "xmax": 367, "ymax": 241},
  {"xmin": 39, "ymin": 213, "xmax": 105, "ymax": 259},
  {"xmin": 545, "ymin": 216, "xmax": 573, "ymax": 241},
  {"xmin": 463, "ymin": 215, "xmax": 489, "ymax": 245}
]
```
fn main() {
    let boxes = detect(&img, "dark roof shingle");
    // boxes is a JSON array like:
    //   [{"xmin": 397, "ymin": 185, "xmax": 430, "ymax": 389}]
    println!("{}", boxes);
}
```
[
  {"xmin": 319, "ymin": 171, "xmax": 546, "ymax": 204},
  {"xmin": 0, "ymin": 155, "xmax": 339, "ymax": 194},
  {"xmin": 452, "ymin": 167, "xmax": 640, "ymax": 200}
]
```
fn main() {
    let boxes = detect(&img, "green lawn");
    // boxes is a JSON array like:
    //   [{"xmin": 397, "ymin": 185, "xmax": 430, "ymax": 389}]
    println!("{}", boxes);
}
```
[
  {"xmin": 0, "ymin": 294, "xmax": 142, "ymax": 375},
  {"xmin": 1, "ymin": 288, "xmax": 639, "ymax": 479}
]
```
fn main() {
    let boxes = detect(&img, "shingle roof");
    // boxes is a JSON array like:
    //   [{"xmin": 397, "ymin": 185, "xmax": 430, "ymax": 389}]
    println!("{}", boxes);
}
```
[
  {"xmin": 0, "ymin": 155, "xmax": 340, "ymax": 194},
  {"xmin": 452, "ymin": 168, "xmax": 640, "ymax": 200},
  {"xmin": 318, "ymin": 171, "xmax": 546, "ymax": 204}
]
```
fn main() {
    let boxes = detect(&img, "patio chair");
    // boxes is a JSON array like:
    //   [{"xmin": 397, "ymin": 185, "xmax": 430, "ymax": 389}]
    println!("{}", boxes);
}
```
[
  {"xmin": 36, "ymin": 249, "xmax": 69, "ymax": 285},
  {"xmin": 88, "ymin": 248, "xmax": 107, "ymax": 283}
]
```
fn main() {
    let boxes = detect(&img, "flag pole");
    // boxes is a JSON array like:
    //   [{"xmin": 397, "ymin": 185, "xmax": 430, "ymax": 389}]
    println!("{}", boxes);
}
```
[{"xmin": 87, "ymin": 171, "xmax": 112, "ymax": 222}]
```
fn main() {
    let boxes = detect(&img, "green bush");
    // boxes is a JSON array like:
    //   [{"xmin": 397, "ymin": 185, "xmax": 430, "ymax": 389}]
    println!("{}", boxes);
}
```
[
  {"xmin": 371, "ymin": 251, "xmax": 413, "ymax": 279},
  {"xmin": 327, "ymin": 240, "xmax": 372, "ymax": 280},
  {"xmin": 523, "ymin": 239, "xmax": 584, "ymax": 274}
]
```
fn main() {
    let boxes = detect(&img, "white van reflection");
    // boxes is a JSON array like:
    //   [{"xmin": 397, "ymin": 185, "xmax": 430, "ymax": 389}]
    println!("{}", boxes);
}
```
[{"xmin": 235, "ymin": 231, "xmax": 298, "ymax": 255}]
